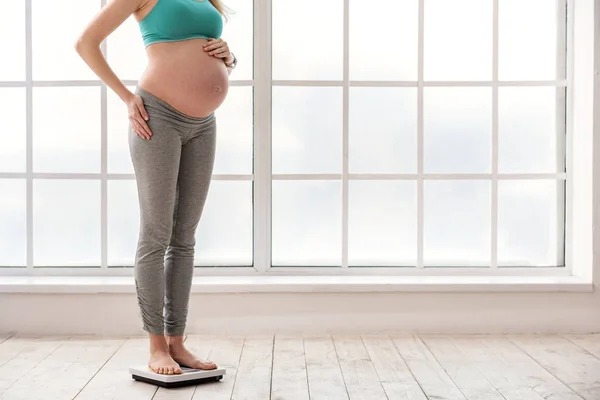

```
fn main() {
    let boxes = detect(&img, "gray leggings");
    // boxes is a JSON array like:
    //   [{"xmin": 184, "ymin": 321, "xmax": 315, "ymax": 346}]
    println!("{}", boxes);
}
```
[{"xmin": 129, "ymin": 87, "xmax": 216, "ymax": 336}]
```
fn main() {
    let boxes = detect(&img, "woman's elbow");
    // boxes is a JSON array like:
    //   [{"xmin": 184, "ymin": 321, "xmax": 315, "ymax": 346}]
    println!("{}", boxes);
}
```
[
  {"xmin": 74, "ymin": 34, "xmax": 98, "ymax": 55},
  {"xmin": 74, "ymin": 37, "xmax": 82, "ymax": 54},
  {"xmin": 74, "ymin": 35, "xmax": 87, "ymax": 55}
]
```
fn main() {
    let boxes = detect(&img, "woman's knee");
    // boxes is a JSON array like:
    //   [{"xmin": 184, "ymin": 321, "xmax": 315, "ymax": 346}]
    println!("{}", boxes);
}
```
[{"xmin": 137, "ymin": 220, "xmax": 174, "ymax": 257}]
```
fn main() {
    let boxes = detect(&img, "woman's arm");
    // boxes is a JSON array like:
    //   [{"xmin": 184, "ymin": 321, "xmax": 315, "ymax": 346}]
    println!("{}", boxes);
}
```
[
  {"xmin": 75, "ymin": 0, "xmax": 143, "ymax": 103},
  {"xmin": 75, "ymin": 0, "xmax": 152, "ymax": 139}
]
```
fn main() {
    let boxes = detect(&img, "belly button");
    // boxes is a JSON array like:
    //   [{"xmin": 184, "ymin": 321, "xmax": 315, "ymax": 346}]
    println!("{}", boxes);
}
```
[{"xmin": 213, "ymin": 86, "xmax": 222, "ymax": 93}]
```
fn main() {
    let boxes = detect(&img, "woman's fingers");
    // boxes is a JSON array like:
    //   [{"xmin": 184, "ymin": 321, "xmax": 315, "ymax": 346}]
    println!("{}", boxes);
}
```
[
  {"xmin": 137, "ymin": 103, "xmax": 149, "ymax": 121},
  {"xmin": 133, "ymin": 103, "xmax": 152, "ymax": 137},
  {"xmin": 130, "ymin": 118, "xmax": 151, "ymax": 140},
  {"xmin": 130, "ymin": 119, "xmax": 142, "ymax": 139},
  {"xmin": 209, "ymin": 46, "xmax": 228, "ymax": 56},
  {"xmin": 207, "ymin": 46, "xmax": 225, "ymax": 54},
  {"xmin": 213, "ymin": 49, "xmax": 229, "ymax": 58},
  {"xmin": 130, "ymin": 119, "xmax": 146, "ymax": 139},
  {"xmin": 203, "ymin": 38, "xmax": 222, "ymax": 52},
  {"xmin": 135, "ymin": 115, "xmax": 152, "ymax": 138},
  {"xmin": 126, "ymin": 94, "xmax": 151, "ymax": 139},
  {"xmin": 204, "ymin": 38, "xmax": 231, "ymax": 59}
]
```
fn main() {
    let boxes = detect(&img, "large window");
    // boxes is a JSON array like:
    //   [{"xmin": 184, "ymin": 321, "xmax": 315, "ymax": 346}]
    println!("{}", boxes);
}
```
[{"xmin": 0, "ymin": 0, "xmax": 567, "ymax": 272}]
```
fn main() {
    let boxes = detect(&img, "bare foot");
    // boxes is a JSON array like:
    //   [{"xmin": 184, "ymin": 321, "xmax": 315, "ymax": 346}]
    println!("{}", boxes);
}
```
[
  {"xmin": 168, "ymin": 344, "xmax": 217, "ymax": 370},
  {"xmin": 148, "ymin": 350, "xmax": 182, "ymax": 375}
]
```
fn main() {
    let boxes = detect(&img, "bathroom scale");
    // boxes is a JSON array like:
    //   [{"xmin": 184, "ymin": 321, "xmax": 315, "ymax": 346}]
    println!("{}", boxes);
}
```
[{"xmin": 130, "ymin": 365, "xmax": 226, "ymax": 388}]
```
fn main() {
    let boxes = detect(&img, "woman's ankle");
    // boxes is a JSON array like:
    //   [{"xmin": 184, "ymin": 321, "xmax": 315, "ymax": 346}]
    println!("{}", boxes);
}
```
[
  {"xmin": 148, "ymin": 333, "xmax": 170, "ymax": 353},
  {"xmin": 165, "ymin": 335, "xmax": 185, "ymax": 348}
]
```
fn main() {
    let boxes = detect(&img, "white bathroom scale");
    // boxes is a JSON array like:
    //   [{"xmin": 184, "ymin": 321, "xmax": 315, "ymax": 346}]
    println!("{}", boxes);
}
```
[{"xmin": 130, "ymin": 365, "xmax": 225, "ymax": 388}]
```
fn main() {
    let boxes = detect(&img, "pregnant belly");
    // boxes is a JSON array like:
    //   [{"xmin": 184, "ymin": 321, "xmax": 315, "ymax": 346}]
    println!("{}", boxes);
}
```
[{"xmin": 138, "ymin": 40, "xmax": 230, "ymax": 118}]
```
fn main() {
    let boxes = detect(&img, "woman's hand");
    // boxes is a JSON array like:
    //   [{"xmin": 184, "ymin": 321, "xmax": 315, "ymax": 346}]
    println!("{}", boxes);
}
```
[
  {"xmin": 203, "ymin": 38, "xmax": 234, "ymax": 66},
  {"xmin": 126, "ymin": 93, "xmax": 152, "ymax": 140}
]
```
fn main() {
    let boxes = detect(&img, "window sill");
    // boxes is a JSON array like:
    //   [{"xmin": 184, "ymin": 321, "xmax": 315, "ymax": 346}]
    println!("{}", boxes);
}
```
[{"xmin": 0, "ymin": 275, "xmax": 593, "ymax": 294}]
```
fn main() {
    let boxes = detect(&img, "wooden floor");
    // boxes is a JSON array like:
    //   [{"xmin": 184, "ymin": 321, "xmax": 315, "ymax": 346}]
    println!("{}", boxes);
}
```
[{"xmin": 0, "ymin": 334, "xmax": 599, "ymax": 400}]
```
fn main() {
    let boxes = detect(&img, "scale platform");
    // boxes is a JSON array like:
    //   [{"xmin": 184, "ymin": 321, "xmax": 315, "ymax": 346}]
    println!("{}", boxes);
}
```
[{"xmin": 130, "ymin": 365, "xmax": 226, "ymax": 388}]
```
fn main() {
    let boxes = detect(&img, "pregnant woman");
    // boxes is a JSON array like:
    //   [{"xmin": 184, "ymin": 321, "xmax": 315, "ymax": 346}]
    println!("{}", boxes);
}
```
[{"xmin": 76, "ymin": 0, "xmax": 236, "ymax": 375}]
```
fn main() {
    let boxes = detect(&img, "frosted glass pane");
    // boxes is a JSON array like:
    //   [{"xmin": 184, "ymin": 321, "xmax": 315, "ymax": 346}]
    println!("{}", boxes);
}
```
[
  {"xmin": 349, "ymin": 88, "xmax": 417, "ymax": 174},
  {"xmin": 108, "ymin": 180, "xmax": 139, "ymax": 266},
  {"xmin": 273, "ymin": 0, "xmax": 343, "ymax": 80},
  {"xmin": 499, "ymin": 0, "xmax": 561, "ymax": 80},
  {"xmin": 349, "ymin": 181, "xmax": 417, "ymax": 266},
  {"xmin": 221, "ymin": 0, "xmax": 253, "ymax": 80},
  {"xmin": 349, "ymin": 0, "xmax": 418, "ymax": 80},
  {"xmin": 0, "ymin": 1, "xmax": 24, "ymax": 80},
  {"xmin": 0, "ymin": 179, "xmax": 26, "ymax": 267},
  {"xmin": 33, "ymin": 180, "xmax": 100, "ymax": 266},
  {"xmin": 195, "ymin": 181, "xmax": 252, "ymax": 266},
  {"xmin": 424, "ymin": 0, "xmax": 492, "ymax": 81},
  {"xmin": 272, "ymin": 181, "xmax": 341, "ymax": 266},
  {"xmin": 498, "ymin": 180, "xmax": 560, "ymax": 266},
  {"xmin": 33, "ymin": 87, "xmax": 101, "ymax": 173},
  {"xmin": 424, "ymin": 88, "xmax": 492, "ymax": 173},
  {"xmin": 0, "ymin": 89, "xmax": 26, "ymax": 172},
  {"xmin": 499, "ymin": 87, "xmax": 558, "ymax": 173},
  {"xmin": 32, "ymin": 0, "xmax": 99, "ymax": 80},
  {"xmin": 107, "ymin": 17, "xmax": 147, "ymax": 81},
  {"xmin": 424, "ymin": 180, "xmax": 491, "ymax": 266},
  {"xmin": 107, "ymin": 85, "xmax": 135, "ymax": 174},
  {"xmin": 272, "ymin": 87, "xmax": 343, "ymax": 174},
  {"xmin": 213, "ymin": 87, "xmax": 253, "ymax": 175}
]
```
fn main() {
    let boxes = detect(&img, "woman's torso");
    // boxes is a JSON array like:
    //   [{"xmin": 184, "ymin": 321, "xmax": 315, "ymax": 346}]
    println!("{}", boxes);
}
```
[{"xmin": 134, "ymin": 0, "xmax": 229, "ymax": 118}]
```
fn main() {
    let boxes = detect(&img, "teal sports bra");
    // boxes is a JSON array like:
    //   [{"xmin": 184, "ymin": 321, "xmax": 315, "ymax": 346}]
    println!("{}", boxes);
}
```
[{"xmin": 138, "ymin": 0, "xmax": 223, "ymax": 47}]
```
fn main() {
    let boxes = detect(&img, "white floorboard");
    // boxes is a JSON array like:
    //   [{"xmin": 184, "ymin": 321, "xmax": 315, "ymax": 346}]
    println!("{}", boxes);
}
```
[
  {"xmin": 362, "ymin": 335, "xmax": 427, "ymax": 400},
  {"xmin": 452, "ymin": 335, "xmax": 545, "ymax": 400},
  {"xmin": 0, "ymin": 337, "xmax": 67, "ymax": 399},
  {"xmin": 1, "ymin": 337, "xmax": 122, "ymax": 400},
  {"xmin": 392, "ymin": 335, "xmax": 467, "ymax": 400},
  {"xmin": 510, "ymin": 335, "xmax": 600, "ymax": 400},
  {"xmin": 271, "ymin": 335, "xmax": 310, "ymax": 400},
  {"xmin": 304, "ymin": 336, "xmax": 349, "ymax": 400},
  {"xmin": 421, "ymin": 335, "xmax": 504, "ymax": 400},
  {"xmin": 482, "ymin": 335, "xmax": 582, "ymax": 400},
  {"xmin": 230, "ymin": 335, "xmax": 274, "ymax": 400},
  {"xmin": 333, "ymin": 335, "xmax": 388, "ymax": 400}
]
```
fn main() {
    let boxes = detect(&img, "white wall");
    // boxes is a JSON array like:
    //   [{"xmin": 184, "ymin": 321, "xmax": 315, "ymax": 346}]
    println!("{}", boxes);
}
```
[{"xmin": 2, "ymin": 290, "xmax": 599, "ymax": 335}]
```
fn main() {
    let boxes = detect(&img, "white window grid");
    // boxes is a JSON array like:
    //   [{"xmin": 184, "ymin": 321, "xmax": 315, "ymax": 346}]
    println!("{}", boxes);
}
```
[{"xmin": 0, "ymin": 0, "xmax": 570, "ymax": 276}]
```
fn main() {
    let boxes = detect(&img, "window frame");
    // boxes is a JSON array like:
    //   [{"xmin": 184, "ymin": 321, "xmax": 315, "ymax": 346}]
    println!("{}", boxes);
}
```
[
  {"xmin": 0, "ymin": 0, "xmax": 589, "ymax": 278},
  {"xmin": 257, "ymin": 0, "xmax": 571, "ymax": 274}
]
